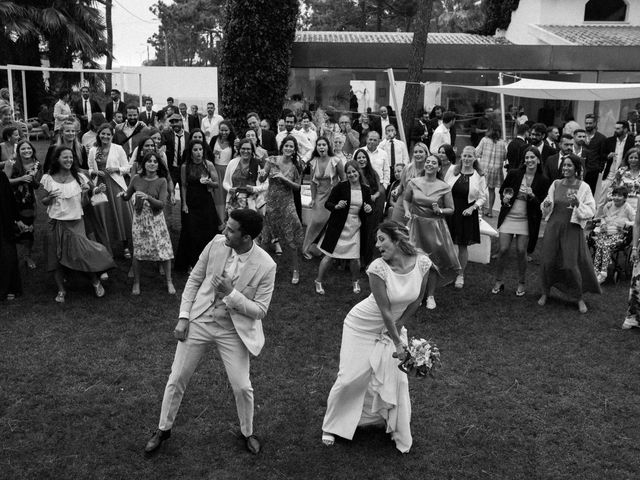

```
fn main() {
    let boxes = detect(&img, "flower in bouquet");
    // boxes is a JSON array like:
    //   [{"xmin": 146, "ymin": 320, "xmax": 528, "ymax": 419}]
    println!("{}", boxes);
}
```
[{"xmin": 397, "ymin": 337, "xmax": 440, "ymax": 378}]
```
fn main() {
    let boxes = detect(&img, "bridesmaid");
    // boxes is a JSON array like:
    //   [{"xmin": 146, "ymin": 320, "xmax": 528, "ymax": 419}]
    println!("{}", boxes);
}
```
[
  {"xmin": 175, "ymin": 139, "xmax": 220, "ymax": 272},
  {"xmin": 354, "ymin": 148, "xmax": 385, "ymax": 266},
  {"xmin": 7, "ymin": 140, "xmax": 41, "ymax": 269},
  {"xmin": 538, "ymin": 154, "xmax": 600, "ymax": 313},
  {"xmin": 390, "ymin": 142, "xmax": 428, "ymax": 224},
  {"xmin": 210, "ymin": 120, "xmax": 235, "ymax": 222},
  {"xmin": 303, "ymin": 137, "xmax": 345, "ymax": 259},
  {"xmin": 87, "ymin": 123, "xmax": 133, "ymax": 258}
]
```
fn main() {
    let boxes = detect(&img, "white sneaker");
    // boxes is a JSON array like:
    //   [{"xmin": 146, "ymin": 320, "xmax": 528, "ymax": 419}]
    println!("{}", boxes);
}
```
[
  {"xmin": 622, "ymin": 317, "xmax": 639, "ymax": 329},
  {"xmin": 426, "ymin": 296, "xmax": 436, "ymax": 310}
]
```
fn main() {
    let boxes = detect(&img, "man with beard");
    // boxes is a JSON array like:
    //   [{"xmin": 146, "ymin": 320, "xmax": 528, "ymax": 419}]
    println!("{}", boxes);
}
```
[
  {"xmin": 543, "ymin": 134, "xmax": 574, "ymax": 180},
  {"xmin": 410, "ymin": 109, "xmax": 431, "ymax": 150},
  {"xmin": 546, "ymin": 125, "xmax": 560, "ymax": 152},
  {"xmin": 246, "ymin": 112, "xmax": 277, "ymax": 155},
  {"xmin": 506, "ymin": 123, "xmax": 529, "ymax": 170},
  {"xmin": 113, "ymin": 105, "xmax": 146, "ymax": 158},
  {"xmin": 597, "ymin": 121, "xmax": 635, "ymax": 212},
  {"xmin": 527, "ymin": 123, "xmax": 554, "ymax": 164},
  {"xmin": 583, "ymin": 114, "xmax": 607, "ymax": 194},
  {"xmin": 201, "ymin": 102, "xmax": 224, "ymax": 144},
  {"xmin": 275, "ymin": 111, "xmax": 313, "ymax": 163},
  {"xmin": 73, "ymin": 86, "xmax": 102, "ymax": 133},
  {"xmin": 162, "ymin": 113, "xmax": 190, "ymax": 187},
  {"xmin": 104, "ymin": 89, "xmax": 126, "ymax": 123},
  {"xmin": 139, "ymin": 98, "xmax": 157, "ymax": 127}
]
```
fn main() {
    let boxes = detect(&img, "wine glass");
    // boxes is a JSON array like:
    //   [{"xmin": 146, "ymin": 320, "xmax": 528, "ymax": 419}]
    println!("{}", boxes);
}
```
[
  {"xmin": 200, "ymin": 172, "xmax": 209, "ymax": 184},
  {"xmin": 503, "ymin": 188, "xmax": 514, "ymax": 207},
  {"xmin": 566, "ymin": 188, "xmax": 578, "ymax": 209}
]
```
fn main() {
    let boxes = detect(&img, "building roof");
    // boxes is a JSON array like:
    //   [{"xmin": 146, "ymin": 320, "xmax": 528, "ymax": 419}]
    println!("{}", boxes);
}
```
[
  {"xmin": 294, "ymin": 31, "xmax": 511, "ymax": 45},
  {"xmin": 535, "ymin": 25, "xmax": 640, "ymax": 46}
]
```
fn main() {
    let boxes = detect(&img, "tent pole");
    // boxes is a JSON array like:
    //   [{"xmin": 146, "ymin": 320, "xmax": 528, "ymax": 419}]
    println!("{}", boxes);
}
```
[
  {"xmin": 499, "ymin": 72, "xmax": 507, "ymax": 140},
  {"xmin": 21, "ymin": 70, "xmax": 28, "ymax": 122},
  {"xmin": 386, "ymin": 68, "xmax": 405, "ymax": 143},
  {"xmin": 7, "ymin": 67, "xmax": 14, "ymax": 116},
  {"xmin": 138, "ymin": 74, "xmax": 143, "ymax": 109}
]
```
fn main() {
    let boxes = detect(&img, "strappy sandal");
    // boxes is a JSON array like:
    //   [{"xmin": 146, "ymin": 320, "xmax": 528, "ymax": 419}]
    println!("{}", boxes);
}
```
[
  {"xmin": 322, "ymin": 432, "xmax": 335, "ymax": 446},
  {"xmin": 55, "ymin": 291, "xmax": 66, "ymax": 303}
]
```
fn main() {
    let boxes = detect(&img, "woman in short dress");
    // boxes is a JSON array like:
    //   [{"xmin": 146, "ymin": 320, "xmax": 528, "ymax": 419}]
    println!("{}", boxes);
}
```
[
  {"xmin": 354, "ymin": 148, "xmax": 385, "ymax": 266},
  {"xmin": 120, "ymin": 152, "xmax": 174, "ymax": 295},
  {"xmin": 492, "ymin": 146, "xmax": 550, "ymax": 296},
  {"xmin": 87, "ymin": 123, "xmax": 133, "ymax": 258},
  {"xmin": 210, "ymin": 120, "xmax": 235, "ymax": 222},
  {"xmin": 314, "ymin": 160, "xmax": 373, "ymax": 295},
  {"xmin": 390, "ymin": 142, "xmax": 428, "ymax": 224},
  {"xmin": 404, "ymin": 154, "xmax": 459, "ymax": 310},
  {"xmin": 538, "ymin": 154, "xmax": 600, "ymax": 313},
  {"xmin": 262, "ymin": 135, "xmax": 305, "ymax": 284},
  {"xmin": 7, "ymin": 140, "xmax": 41, "ymax": 269},
  {"xmin": 175, "ymin": 139, "xmax": 220, "ymax": 271},
  {"xmin": 41, "ymin": 146, "xmax": 114, "ymax": 303},
  {"xmin": 445, "ymin": 145, "xmax": 488, "ymax": 290},
  {"xmin": 303, "ymin": 137, "xmax": 345, "ymax": 259},
  {"xmin": 321, "ymin": 221, "xmax": 432, "ymax": 453},
  {"xmin": 475, "ymin": 123, "xmax": 506, "ymax": 217}
]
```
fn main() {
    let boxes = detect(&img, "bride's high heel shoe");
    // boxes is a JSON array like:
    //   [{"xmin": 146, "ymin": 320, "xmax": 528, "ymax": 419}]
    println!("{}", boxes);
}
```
[{"xmin": 321, "ymin": 432, "xmax": 335, "ymax": 446}]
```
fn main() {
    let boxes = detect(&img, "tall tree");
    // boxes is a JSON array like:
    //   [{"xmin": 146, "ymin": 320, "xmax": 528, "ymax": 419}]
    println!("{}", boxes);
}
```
[
  {"xmin": 400, "ymin": 0, "xmax": 433, "ymax": 141},
  {"xmin": 148, "ymin": 0, "xmax": 225, "ymax": 66},
  {"xmin": 219, "ymin": 0, "xmax": 298, "ymax": 129},
  {"xmin": 480, "ymin": 0, "xmax": 520, "ymax": 35}
]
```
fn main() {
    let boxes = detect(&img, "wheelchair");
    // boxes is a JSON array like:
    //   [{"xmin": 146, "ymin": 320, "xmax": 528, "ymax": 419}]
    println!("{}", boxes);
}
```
[{"xmin": 586, "ymin": 219, "xmax": 634, "ymax": 283}]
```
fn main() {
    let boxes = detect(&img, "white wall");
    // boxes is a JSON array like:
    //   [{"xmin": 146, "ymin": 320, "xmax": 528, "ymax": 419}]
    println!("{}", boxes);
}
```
[{"xmin": 113, "ymin": 66, "xmax": 218, "ymax": 111}]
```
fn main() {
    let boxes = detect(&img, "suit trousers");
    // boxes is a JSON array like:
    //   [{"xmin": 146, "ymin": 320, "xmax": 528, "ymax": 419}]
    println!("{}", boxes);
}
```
[{"xmin": 158, "ymin": 318, "xmax": 254, "ymax": 436}]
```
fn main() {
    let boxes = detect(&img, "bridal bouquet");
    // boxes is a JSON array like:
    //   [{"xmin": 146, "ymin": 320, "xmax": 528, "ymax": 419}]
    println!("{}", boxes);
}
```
[{"xmin": 397, "ymin": 337, "xmax": 440, "ymax": 378}]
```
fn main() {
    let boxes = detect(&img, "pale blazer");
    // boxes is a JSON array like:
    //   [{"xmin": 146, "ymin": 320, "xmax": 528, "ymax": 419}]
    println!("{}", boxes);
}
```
[
  {"xmin": 179, "ymin": 235, "xmax": 277, "ymax": 356},
  {"xmin": 541, "ymin": 179, "xmax": 595, "ymax": 229},
  {"xmin": 444, "ymin": 169, "xmax": 488, "ymax": 207},
  {"xmin": 88, "ymin": 144, "xmax": 130, "ymax": 191}
]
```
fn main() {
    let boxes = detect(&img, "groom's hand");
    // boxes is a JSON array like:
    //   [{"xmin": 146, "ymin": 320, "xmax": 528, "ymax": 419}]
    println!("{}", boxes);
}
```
[
  {"xmin": 174, "ymin": 318, "xmax": 189, "ymax": 342},
  {"xmin": 213, "ymin": 273, "xmax": 234, "ymax": 297}
]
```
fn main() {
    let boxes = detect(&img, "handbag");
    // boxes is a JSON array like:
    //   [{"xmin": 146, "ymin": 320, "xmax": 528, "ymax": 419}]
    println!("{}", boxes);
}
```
[{"xmin": 91, "ymin": 191, "xmax": 109, "ymax": 206}]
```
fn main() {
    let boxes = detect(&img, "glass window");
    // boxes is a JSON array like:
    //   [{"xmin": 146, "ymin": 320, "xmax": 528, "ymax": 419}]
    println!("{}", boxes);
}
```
[{"xmin": 584, "ymin": 0, "xmax": 627, "ymax": 22}]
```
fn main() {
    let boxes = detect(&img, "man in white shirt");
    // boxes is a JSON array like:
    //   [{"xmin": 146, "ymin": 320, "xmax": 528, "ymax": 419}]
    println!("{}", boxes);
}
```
[
  {"xmin": 53, "ymin": 91, "xmax": 72, "ymax": 135},
  {"xmin": 378, "ymin": 124, "xmax": 409, "ymax": 169},
  {"xmin": 178, "ymin": 103, "xmax": 190, "ymax": 133},
  {"xmin": 201, "ymin": 102, "xmax": 224, "ymax": 144},
  {"xmin": 429, "ymin": 111, "xmax": 455, "ymax": 154},
  {"xmin": 362, "ymin": 131, "xmax": 390, "ymax": 188},
  {"xmin": 276, "ymin": 112, "xmax": 313, "ymax": 163}
]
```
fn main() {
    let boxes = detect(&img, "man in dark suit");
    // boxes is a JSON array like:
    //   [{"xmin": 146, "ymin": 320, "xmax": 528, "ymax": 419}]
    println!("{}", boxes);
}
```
[
  {"xmin": 139, "ymin": 98, "xmax": 157, "ymax": 126},
  {"xmin": 73, "ymin": 86, "xmax": 101, "ymax": 133},
  {"xmin": 546, "ymin": 125, "xmax": 560, "ymax": 152},
  {"xmin": 377, "ymin": 106, "xmax": 397, "ymax": 135},
  {"xmin": 602, "ymin": 121, "xmax": 635, "ymax": 180},
  {"xmin": 104, "ymin": 89, "xmax": 127, "ymax": 123},
  {"xmin": 113, "ymin": 105, "xmax": 146, "ymax": 158},
  {"xmin": 246, "ymin": 112, "xmax": 277, "ymax": 155},
  {"xmin": 410, "ymin": 110, "xmax": 430, "ymax": 149},
  {"xmin": 583, "ymin": 114, "xmax": 607, "ymax": 193},
  {"xmin": 572, "ymin": 129, "xmax": 598, "ymax": 188},
  {"xmin": 506, "ymin": 123, "xmax": 529, "ymax": 170},
  {"xmin": 162, "ymin": 113, "xmax": 190, "ymax": 186},
  {"xmin": 543, "ymin": 134, "xmax": 574, "ymax": 180},
  {"xmin": 527, "ymin": 123, "xmax": 555, "ymax": 164}
]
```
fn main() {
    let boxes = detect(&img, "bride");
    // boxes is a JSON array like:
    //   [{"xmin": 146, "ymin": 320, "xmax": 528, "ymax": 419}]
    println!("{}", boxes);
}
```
[{"xmin": 321, "ymin": 221, "xmax": 432, "ymax": 453}]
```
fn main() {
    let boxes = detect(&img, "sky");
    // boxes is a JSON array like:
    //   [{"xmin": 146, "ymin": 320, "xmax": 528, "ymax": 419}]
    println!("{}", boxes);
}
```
[{"xmin": 110, "ymin": 0, "xmax": 164, "ymax": 67}]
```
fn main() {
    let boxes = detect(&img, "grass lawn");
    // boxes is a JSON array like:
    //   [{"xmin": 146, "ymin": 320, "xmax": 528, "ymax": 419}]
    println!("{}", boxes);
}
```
[{"xmin": 1, "ymin": 140, "xmax": 640, "ymax": 479}]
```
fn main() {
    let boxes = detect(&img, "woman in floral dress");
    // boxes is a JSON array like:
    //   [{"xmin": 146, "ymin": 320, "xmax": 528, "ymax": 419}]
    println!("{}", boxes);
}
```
[
  {"xmin": 119, "ymin": 152, "xmax": 174, "ymax": 295},
  {"xmin": 261, "ymin": 135, "xmax": 304, "ymax": 284},
  {"xmin": 611, "ymin": 148, "xmax": 640, "ymax": 212}
]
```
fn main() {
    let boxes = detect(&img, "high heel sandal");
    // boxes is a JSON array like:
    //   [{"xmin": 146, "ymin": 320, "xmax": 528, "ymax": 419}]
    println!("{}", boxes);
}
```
[
  {"xmin": 491, "ymin": 282, "xmax": 505, "ymax": 294},
  {"xmin": 55, "ymin": 291, "xmax": 66, "ymax": 303},
  {"xmin": 291, "ymin": 270, "xmax": 300, "ymax": 285},
  {"xmin": 314, "ymin": 280, "xmax": 325, "ymax": 295},
  {"xmin": 322, "ymin": 433, "xmax": 335, "ymax": 446},
  {"xmin": 515, "ymin": 283, "xmax": 526, "ymax": 297},
  {"xmin": 352, "ymin": 280, "xmax": 361, "ymax": 294},
  {"xmin": 93, "ymin": 282, "xmax": 105, "ymax": 298}
]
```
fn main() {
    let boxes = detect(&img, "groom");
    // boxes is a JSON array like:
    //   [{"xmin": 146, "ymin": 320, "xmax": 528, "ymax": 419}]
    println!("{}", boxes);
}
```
[{"xmin": 145, "ymin": 209, "xmax": 277, "ymax": 455}]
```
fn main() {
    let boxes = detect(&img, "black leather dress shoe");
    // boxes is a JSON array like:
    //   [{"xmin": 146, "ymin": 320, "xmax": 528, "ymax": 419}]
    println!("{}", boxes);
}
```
[
  {"xmin": 245, "ymin": 434, "xmax": 261, "ymax": 454},
  {"xmin": 145, "ymin": 429, "xmax": 171, "ymax": 454}
]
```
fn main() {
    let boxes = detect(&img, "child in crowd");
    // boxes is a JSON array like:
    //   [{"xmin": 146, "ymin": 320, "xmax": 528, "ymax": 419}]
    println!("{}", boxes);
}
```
[
  {"xmin": 593, "ymin": 186, "xmax": 635, "ymax": 283},
  {"xmin": 385, "ymin": 162, "xmax": 405, "ymax": 218}
]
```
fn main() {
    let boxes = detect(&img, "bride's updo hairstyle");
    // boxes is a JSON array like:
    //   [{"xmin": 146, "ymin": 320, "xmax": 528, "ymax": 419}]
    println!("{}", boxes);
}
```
[{"xmin": 376, "ymin": 221, "xmax": 418, "ymax": 257}]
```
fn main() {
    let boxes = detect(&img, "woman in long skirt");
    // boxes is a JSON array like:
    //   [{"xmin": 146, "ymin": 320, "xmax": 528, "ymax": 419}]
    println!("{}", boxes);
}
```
[
  {"xmin": 41, "ymin": 147, "xmax": 115, "ymax": 303},
  {"xmin": 303, "ymin": 137, "xmax": 345, "ymax": 259},
  {"xmin": 322, "ymin": 221, "xmax": 432, "ymax": 453}
]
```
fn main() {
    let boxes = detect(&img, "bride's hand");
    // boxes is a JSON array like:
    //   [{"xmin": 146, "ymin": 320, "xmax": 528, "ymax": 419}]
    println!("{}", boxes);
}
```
[{"xmin": 394, "ymin": 343, "xmax": 407, "ymax": 361}]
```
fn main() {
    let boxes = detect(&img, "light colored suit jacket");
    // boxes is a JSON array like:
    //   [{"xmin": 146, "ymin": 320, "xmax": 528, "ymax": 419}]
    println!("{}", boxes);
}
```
[{"xmin": 179, "ymin": 235, "xmax": 277, "ymax": 356}]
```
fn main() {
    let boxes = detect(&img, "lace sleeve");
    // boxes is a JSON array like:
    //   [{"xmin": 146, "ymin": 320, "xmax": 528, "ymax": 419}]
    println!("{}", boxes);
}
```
[
  {"xmin": 366, "ymin": 258, "xmax": 388, "ymax": 281},
  {"xmin": 418, "ymin": 254, "xmax": 432, "ymax": 275}
]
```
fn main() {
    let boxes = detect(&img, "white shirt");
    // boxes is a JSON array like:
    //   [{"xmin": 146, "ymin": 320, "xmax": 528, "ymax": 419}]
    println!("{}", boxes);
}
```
[
  {"xmin": 201, "ymin": 114, "xmax": 224, "ymax": 143},
  {"xmin": 379, "ymin": 137, "xmax": 409, "ymax": 167},
  {"xmin": 53, "ymin": 100, "xmax": 71, "ymax": 131},
  {"xmin": 180, "ymin": 114, "xmax": 190, "ymax": 132},
  {"xmin": 380, "ymin": 117, "xmax": 390, "ymax": 133},
  {"xmin": 429, "ymin": 123, "xmax": 451, "ymax": 154},
  {"xmin": 276, "ymin": 130, "xmax": 313, "ymax": 162},
  {"xmin": 364, "ymin": 146, "xmax": 390, "ymax": 188}
]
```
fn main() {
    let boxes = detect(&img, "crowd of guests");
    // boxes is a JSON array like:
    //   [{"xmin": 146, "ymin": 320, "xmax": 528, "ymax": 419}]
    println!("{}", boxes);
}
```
[{"xmin": 1, "ymin": 89, "xmax": 640, "ymax": 329}]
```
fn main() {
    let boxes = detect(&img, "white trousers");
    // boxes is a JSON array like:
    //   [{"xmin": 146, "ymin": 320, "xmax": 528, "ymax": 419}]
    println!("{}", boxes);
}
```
[{"xmin": 158, "ymin": 319, "xmax": 254, "ymax": 436}]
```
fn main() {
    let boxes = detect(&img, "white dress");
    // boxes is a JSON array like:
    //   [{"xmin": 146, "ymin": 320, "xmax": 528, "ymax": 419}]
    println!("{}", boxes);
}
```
[{"xmin": 322, "ymin": 254, "xmax": 432, "ymax": 453}]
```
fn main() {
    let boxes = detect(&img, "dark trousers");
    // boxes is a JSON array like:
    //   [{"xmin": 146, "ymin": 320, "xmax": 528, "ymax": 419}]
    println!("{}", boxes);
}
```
[{"xmin": 584, "ymin": 170, "xmax": 599, "ymax": 195}]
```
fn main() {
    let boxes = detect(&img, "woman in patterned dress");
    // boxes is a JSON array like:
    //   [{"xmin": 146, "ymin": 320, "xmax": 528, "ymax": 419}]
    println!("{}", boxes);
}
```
[
  {"xmin": 119, "ymin": 152, "xmax": 174, "ymax": 295},
  {"xmin": 261, "ymin": 135, "xmax": 304, "ymax": 284},
  {"xmin": 222, "ymin": 139, "xmax": 264, "ymax": 215},
  {"xmin": 623, "ymin": 197, "xmax": 640, "ymax": 330},
  {"xmin": 7, "ymin": 140, "xmax": 41, "ymax": 269},
  {"xmin": 475, "ymin": 122, "xmax": 506, "ymax": 217},
  {"xmin": 390, "ymin": 143, "xmax": 428, "ymax": 224},
  {"xmin": 303, "ymin": 137, "xmax": 345, "ymax": 259},
  {"xmin": 611, "ymin": 148, "xmax": 640, "ymax": 212},
  {"xmin": 174, "ymin": 139, "xmax": 220, "ymax": 271}
]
